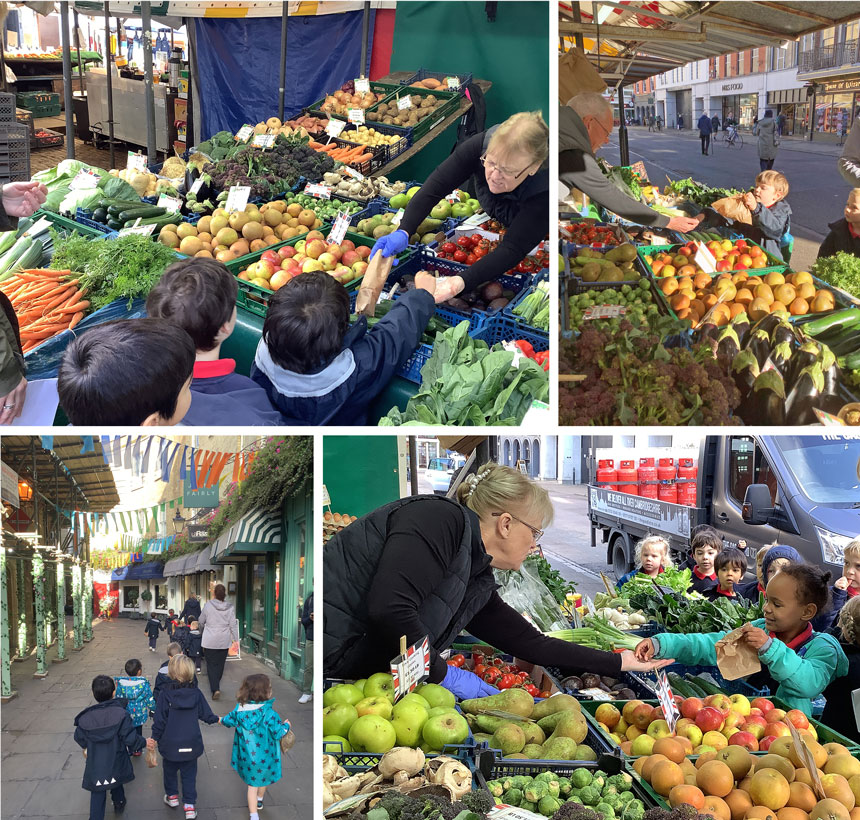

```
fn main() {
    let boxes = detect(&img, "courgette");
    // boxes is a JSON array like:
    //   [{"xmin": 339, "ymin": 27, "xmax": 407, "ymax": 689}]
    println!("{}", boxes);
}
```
[
  {"xmin": 839, "ymin": 350, "xmax": 860, "ymax": 371},
  {"xmin": 125, "ymin": 213, "xmax": 182, "ymax": 229},
  {"xmin": 798, "ymin": 308, "xmax": 860, "ymax": 337},
  {"xmin": 666, "ymin": 673, "xmax": 694, "ymax": 698},
  {"xmin": 117, "ymin": 205, "xmax": 166, "ymax": 223},
  {"xmin": 687, "ymin": 674, "xmax": 724, "ymax": 697},
  {"xmin": 106, "ymin": 202, "xmax": 149, "ymax": 217},
  {"xmin": 680, "ymin": 675, "xmax": 709, "ymax": 698},
  {"xmin": 107, "ymin": 218, "xmax": 124, "ymax": 231},
  {"xmin": 92, "ymin": 208, "xmax": 109, "ymax": 224}
]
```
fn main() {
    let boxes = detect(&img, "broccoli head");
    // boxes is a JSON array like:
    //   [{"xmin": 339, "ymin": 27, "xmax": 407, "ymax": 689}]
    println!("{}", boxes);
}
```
[
  {"xmin": 549, "ymin": 801, "xmax": 601, "ymax": 820},
  {"xmin": 667, "ymin": 806, "xmax": 700, "ymax": 820},
  {"xmin": 456, "ymin": 790, "xmax": 494, "ymax": 816},
  {"xmin": 377, "ymin": 791, "xmax": 416, "ymax": 820}
]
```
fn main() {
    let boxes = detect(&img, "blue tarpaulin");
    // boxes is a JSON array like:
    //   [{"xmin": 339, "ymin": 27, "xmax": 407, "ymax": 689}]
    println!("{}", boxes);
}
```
[{"xmin": 194, "ymin": 11, "xmax": 373, "ymax": 138}]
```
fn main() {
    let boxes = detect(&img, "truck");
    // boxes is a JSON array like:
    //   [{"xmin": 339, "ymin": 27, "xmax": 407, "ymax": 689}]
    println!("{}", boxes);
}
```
[{"xmin": 589, "ymin": 434, "xmax": 860, "ymax": 578}]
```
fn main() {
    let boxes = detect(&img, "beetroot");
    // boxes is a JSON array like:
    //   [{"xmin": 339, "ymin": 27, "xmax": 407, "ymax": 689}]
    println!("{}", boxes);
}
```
[{"xmin": 481, "ymin": 281, "xmax": 504, "ymax": 302}]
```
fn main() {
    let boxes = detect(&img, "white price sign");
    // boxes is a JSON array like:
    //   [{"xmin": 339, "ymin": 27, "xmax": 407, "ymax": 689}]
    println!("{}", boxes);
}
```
[
  {"xmin": 347, "ymin": 108, "xmax": 365, "ymax": 125},
  {"xmin": 692, "ymin": 241, "xmax": 717, "ymax": 274},
  {"xmin": 655, "ymin": 670, "xmax": 680, "ymax": 733},
  {"xmin": 118, "ymin": 222, "xmax": 156, "ymax": 237},
  {"xmin": 252, "ymin": 134, "xmax": 276, "ymax": 149},
  {"xmin": 70, "ymin": 169, "xmax": 101, "ymax": 190},
  {"xmin": 224, "ymin": 185, "xmax": 251, "ymax": 213},
  {"xmin": 389, "ymin": 636, "xmax": 431, "ymax": 701},
  {"xmin": 397, "ymin": 95, "xmax": 412, "ymax": 111},
  {"xmin": 445, "ymin": 76, "xmax": 460, "ymax": 90},
  {"xmin": 234, "ymin": 124, "xmax": 254, "ymax": 142},
  {"xmin": 328, "ymin": 211, "xmax": 351, "ymax": 246},
  {"xmin": 126, "ymin": 151, "xmax": 148, "ymax": 172},
  {"xmin": 189, "ymin": 177, "xmax": 205, "ymax": 196},
  {"xmin": 342, "ymin": 165, "xmax": 364, "ymax": 180},
  {"xmin": 325, "ymin": 118, "xmax": 346, "ymax": 139},
  {"xmin": 445, "ymin": 190, "xmax": 461, "ymax": 204},
  {"xmin": 392, "ymin": 208, "xmax": 405, "ymax": 227},
  {"xmin": 303, "ymin": 183, "xmax": 331, "ymax": 200},
  {"xmin": 157, "ymin": 194, "xmax": 182, "ymax": 212},
  {"xmin": 354, "ymin": 77, "xmax": 370, "ymax": 94},
  {"xmin": 583, "ymin": 305, "xmax": 627, "ymax": 320}
]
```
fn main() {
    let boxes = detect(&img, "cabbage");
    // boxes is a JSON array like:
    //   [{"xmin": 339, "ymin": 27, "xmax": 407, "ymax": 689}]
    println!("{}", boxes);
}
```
[
  {"xmin": 43, "ymin": 186, "xmax": 71, "ymax": 212},
  {"xmin": 59, "ymin": 188, "xmax": 103, "ymax": 215},
  {"xmin": 32, "ymin": 160, "xmax": 106, "ymax": 192},
  {"xmin": 98, "ymin": 175, "xmax": 140, "ymax": 202}
]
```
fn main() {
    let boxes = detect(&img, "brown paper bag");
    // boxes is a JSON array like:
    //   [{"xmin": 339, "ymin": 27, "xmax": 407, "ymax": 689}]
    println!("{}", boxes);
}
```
[
  {"xmin": 354, "ymin": 252, "xmax": 394, "ymax": 317},
  {"xmin": 280, "ymin": 729, "xmax": 296, "ymax": 753},
  {"xmin": 145, "ymin": 745, "xmax": 158, "ymax": 768},
  {"xmin": 715, "ymin": 628, "xmax": 761, "ymax": 680},
  {"xmin": 710, "ymin": 194, "xmax": 753, "ymax": 225},
  {"xmin": 559, "ymin": 48, "xmax": 607, "ymax": 104}
]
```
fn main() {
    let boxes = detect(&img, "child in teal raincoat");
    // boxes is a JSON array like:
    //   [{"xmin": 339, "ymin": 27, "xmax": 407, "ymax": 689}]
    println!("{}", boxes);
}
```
[
  {"xmin": 635, "ymin": 563, "xmax": 849, "ymax": 716},
  {"xmin": 221, "ymin": 674, "xmax": 291, "ymax": 819},
  {"xmin": 115, "ymin": 658, "xmax": 156, "ymax": 753}
]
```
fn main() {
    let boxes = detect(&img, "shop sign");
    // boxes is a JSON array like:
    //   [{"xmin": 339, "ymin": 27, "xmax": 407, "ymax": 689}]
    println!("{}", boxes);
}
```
[
  {"xmin": 183, "ymin": 475, "xmax": 219, "ymax": 508},
  {"xmin": 823, "ymin": 78, "xmax": 860, "ymax": 94},
  {"xmin": 1, "ymin": 460, "xmax": 19, "ymax": 508},
  {"xmin": 187, "ymin": 524, "xmax": 209, "ymax": 543},
  {"xmin": 589, "ymin": 485, "xmax": 692, "ymax": 539},
  {"xmin": 721, "ymin": 82, "xmax": 744, "ymax": 92}
]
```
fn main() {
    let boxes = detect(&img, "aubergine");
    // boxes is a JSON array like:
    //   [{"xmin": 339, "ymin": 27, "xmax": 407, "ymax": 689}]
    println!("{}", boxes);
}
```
[
  {"xmin": 742, "ymin": 369, "xmax": 787, "ymax": 425},
  {"xmin": 729, "ymin": 312, "xmax": 751, "ymax": 348},
  {"xmin": 732, "ymin": 349, "xmax": 760, "ymax": 398},
  {"xmin": 771, "ymin": 320, "xmax": 796, "ymax": 349},
  {"xmin": 750, "ymin": 312, "xmax": 785, "ymax": 339},
  {"xmin": 697, "ymin": 322, "xmax": 720, "ymax": 343},
  {"xmin": 785, "ymin": 364, "xmax": 825, "ymax": 426},
  {"xmin": 747, "ymin": 328, "xmax": 773, "ymax": 370},
  {"xmin": 818, "ymin": 346, "xmax": 842, "ymax": 398},
  {"xmin": 716, "ymin": 326, "xmax": 741, "ymax": 366},
  {"xmin": 769, "ymin": 340, "xmax": 793, "ymax": 379},
  {"xmin": 788, "ymin": 340, "xmax": 822, "ymax": 386}
]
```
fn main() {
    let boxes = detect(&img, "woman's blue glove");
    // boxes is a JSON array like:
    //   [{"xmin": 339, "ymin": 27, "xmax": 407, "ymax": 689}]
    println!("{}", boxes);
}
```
[
  {"xmin": 369, "ymin": 229, "xmax": 409, "ymax": 266},
  {"xmin": 441, "ymin": 664, "xmax": 499, "ymax": 699}
]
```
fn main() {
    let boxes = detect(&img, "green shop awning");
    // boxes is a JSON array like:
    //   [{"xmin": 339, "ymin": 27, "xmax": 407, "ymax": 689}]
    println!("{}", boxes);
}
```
[{"xmin": 209, "ymin": 510, "xmax": 282, "ymax": 563}]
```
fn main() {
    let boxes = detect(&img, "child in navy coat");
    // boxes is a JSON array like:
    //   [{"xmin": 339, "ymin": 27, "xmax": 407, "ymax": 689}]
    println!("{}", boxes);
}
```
[
  {"xmin": 144, "ymin": 613, "xmax": 164, "ymax": 652},
  {"xmin": 183, "ymin": 621, "xmax": 203, "ymax": 674}
]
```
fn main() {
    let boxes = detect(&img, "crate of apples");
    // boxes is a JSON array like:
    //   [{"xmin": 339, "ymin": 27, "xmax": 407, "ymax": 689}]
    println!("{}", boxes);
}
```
[
  {"xmin": 237, "ymin": 234, "xmax": 370, "ymax": 292},
  {"xmin": 644, "ymin": 239, "xmax": 777, "ymax": 279}
]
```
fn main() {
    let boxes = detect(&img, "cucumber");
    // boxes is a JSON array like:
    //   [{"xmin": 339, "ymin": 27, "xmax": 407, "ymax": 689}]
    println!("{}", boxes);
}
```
[
  {"xmin": 117, "ymin": 206, "xmax": 166, "ymax": 223},
  {"xmin": 126, "ymin": 213, "xmax": 182, "ymax": 229},
  {"xmin": 666, "ymin": 673, "xmax": 694, "ymax": 698},
  {"xmin": 839, "ymin": 350, "xmax": 860, "ymax": 371},
  {"xmin": 680, "ymin": 675, "xmax": 709, "ymax": 698},
  {"xmin": 92, "ymin": 208, "xmax": 109, "ymax": 224},
  {"xmin": 107, "ymin": 218, "xmax": 124, "ymax": 231},
  {"xmin": 106, "ymin": 201, "xmax": 149, "ymax": 218},
  {"xmin": 800, "ymin": 308, "xmax": 860, "ymax": 337},
  {"xmin": 688, "ymin": 674, "xmax": 724, "ymax": 697}
]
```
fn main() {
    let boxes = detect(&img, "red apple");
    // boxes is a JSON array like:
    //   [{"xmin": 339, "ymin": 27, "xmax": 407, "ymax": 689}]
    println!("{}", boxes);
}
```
[
  {"xmin": 278, "ymin": 245, "xmax": 297, "ymax": 260},
  {"xmin": 728, "ymin": 731, "xmax": 760, "ymax": 751},
  {"xmin": 351, "ymin": 260, "xmax": 368, "ymax": 277},
  {"xmin": 766, "ymin": 708, "xmax": 787, "ymax": 723},
  {"xmin": 681, "ymin": 697, "xmax": 704, "ymax": 721},
  {"xmin": 355, "ymin": 245, "xmax": 371, "ymax": 260},
  {"xmin": 305, "ymin": 239, "xmax": 327, "ymax": 259},
  {"xmin": 759, "ymin": 735, "xmax": 777, "ymax": 751},
  {"xmin": 748, "ymin": 708, "xmax": 764, "ymax": 719},
  {"xmin": 341, "ymin": 250, "xmax": 361, "ymax": 268},
  {"xmin": 340, "ymin": 239, "xmax": 356, "ymax": 252},
  {"xmin": 631, "ymin": 702, "xmax": 655, "ymax": 730},
  {"xmin": 695, "ymin": 707, "xmax": 725, "ymax": 733},
  {"xmin": 767, "ymin": 722, "xmax": 792, "ymax": 738},
  {"xmin": 261, "ymin": 250, "xmax": 282, "ymax": 268},
  {"xmin": 741, "ymin": 715, "xmax": 768, "ymax": 740},
  {"xmin": 785, "ymin": 710, "xmax": 809, "ymax": 730},
  {"xmin": 705, "ymin": 694, "xmax": 732, "ymax": 717},
  {"xmin": 723, "ymin": 711, "xmax": 745, "ymax": 732},
  {"xmin": 325, "ymin": 243, "xmax": 343, "ymax": 262}
]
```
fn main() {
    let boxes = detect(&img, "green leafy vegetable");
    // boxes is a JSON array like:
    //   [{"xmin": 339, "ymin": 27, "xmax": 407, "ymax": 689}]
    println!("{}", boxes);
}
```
[
  {"xmin": 99, "ymin": 175, "xmax": 141, "ymax": 202},
  {"xmin": 620, "ymin": 566, "xmax": 693, "ymax": 596},
  {"xmin": 665, "ymin": 177, "xmax": 743, "ymax": 208},
  {"xmin": 811, "ymin": 251, "xmax": 860, "ymax": 298},
  {"xmin": 524, "ymin": 554, "xmax": 577, "ymax": 605},
  {"xmin": 627, "ymin": 589, "xmax": 764, "ymax": 633}
]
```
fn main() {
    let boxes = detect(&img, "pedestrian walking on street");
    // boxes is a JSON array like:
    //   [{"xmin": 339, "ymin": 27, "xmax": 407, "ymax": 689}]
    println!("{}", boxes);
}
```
[
  {"xmin": 179, "ymin": 594, "xmax": 202, "ymax": 625},
  {"xmin": 148, "ymin": 655, "xmax": 221, "ymax": 820},
  {"xmin": 221, "ymin": 673, "xmax": 292, "ymax": 820},
  {"xmin": 144, "ymin": 612, "xmax": 163, "ymax": 652},
  {"xmin": 777, "ymin": 111, "xmax": 786, "ymax": 137},
  {"xmin": 153, "ymin": 642, "xmax": 189, "ymax": 707},
  {"xmin": 74, "ymin": 675, "xmax": 146, "ymax": 820},
  {"xmin": 115, "ymin": 659, "xmax": 156, "ymax": 754},
  {"xmin": 677, "ymin": 113, "xmax": 684, "ymax": 130},
  {"xmin": 697, "ymin": 112, "xmax": 712, "ymax": 155},
  {"xmin": 166, "ymin": 609, "xmax": 178, "ymax": 639},
  {"xmin": 198, "ymin": 583, "xmax": 238, "ymax": 701},
  {"xmin": 184, "ymin": 620, "xmax": 204, "ymax": 674},
  {"xmin": 754, "ymin": 109, "xmax": 779, "ymax": 171},
  {"xmin": 711, "ymin": 114, "xmax": 720, "ymax": 133},
  {"xmin": 299, "ymin": 592, "xmax": 313, "ymax": 703}
]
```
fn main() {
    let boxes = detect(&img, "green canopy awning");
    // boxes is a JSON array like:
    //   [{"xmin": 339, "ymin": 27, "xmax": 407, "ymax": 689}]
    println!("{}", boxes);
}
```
[{"xmin": 209, "ymin": 510, "xmax": 281, "ymax": 563}]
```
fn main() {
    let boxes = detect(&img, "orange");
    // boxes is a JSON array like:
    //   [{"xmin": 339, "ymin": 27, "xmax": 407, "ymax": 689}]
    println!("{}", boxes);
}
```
[
  {"xmin": 653, "ymin": 738, "xmax": 686, "ymax": 764},
  {"xmin": 652, "ymin": 760, "xmax": 685, "ymax": 797},
  {"xmin": 698, "ymin": 760, "xmax": 736, "ymax": 798},
  {"xmin": 642, "ymin": 753, "xmax": 669, "ymax": 782},
  {"xmin": 670, "ymin": 785, "xmax": 706, "ymax": 810},
  {"xmin": 725, "ymin": 789, "xmax": 754, "ymax": 820}
]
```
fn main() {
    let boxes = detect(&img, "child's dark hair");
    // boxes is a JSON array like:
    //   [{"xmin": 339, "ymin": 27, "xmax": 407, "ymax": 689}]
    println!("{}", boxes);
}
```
[
  {"xmin": 237, "ymin": 673, "xmax": 273, "ymax": 704},
  {"xmin": 692, "ymin": 529, "xmax": 723, "ymax": 555},
  {"xmin": 146, "ymin": 258, "xmax": 238, "ymax": 351},
  {"xmin": 58, "ymin": 319, "xmax": 195, "ymax": 425},
  {"xmin": 715, "ymin": 547, "xmax": 747, "ymax": 575},
  {"xmin": 778, "ymin": 563, "xmax": 832, "ymax": 615},
  {"xmin": 92, "ymin": 674, "xmax": 115, "ymax": 702},
  {"xmin": 262, "ymin": 272, "xmax": 349, "ymax": 374},
  {"xmin": 125, "ymin": 658, "xmax": 142, "ymax": 676},
  {"xmin": 691, "ymin": 524, "xmax": 719, "ymax": 540}
]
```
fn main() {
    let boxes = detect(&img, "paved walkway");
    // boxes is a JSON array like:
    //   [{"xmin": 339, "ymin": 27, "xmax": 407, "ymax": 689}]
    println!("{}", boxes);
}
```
[{"xmin": 1, "ymin": 617, "xmax": 313, "ymax": 820}]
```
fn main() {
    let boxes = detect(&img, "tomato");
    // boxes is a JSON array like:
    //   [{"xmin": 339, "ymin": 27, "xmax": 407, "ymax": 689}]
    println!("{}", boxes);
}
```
[
  {"xmin": 446, "ymin": 659, "xmax": 459, "ymax": 666},
  {"xmin": 524, "ymin": 684, "xmax": 540, "ymax": 697},
  {"xmin": 497, "ymin": 674, "xmax": 516, "ymax": 690},
  {"xmin": 470, "ymin": 234, "xmax": 484, "ymax": 245},
  {"xmin": 509, "ymin": 665, "xmax": 521, "ymax": 674},
  {"xmin": 472, "ymin": 663, "xmax": 486, "ymax": 677},
  {"xmin": 453, "ymin": 249, "xmax": 467, "ymax": 263},
  {"xmin": 465, "ymin": 253, "xmax": 476, "ymax": 265},
  {"xmin": 440, "ymin": 242, "xmax": 457, "ymax": 254},
  {"xmin": 492, "ymin": 657, "xmax": 504, "ymax": 667},
  {"xmin": 498, "ymin": 665, "xmax": 511, "ymax": 675},
  {"xmin": 539, "ymin": 690, "xmax": 552, "ymax": 699},
  {"xmin": 449, "ymin": 654, "xmax": 465, "ymax": 668},
  {"xmin": 456, "ymin": 236, "xmax": 473, "ymax": 249},
  {"xmin": 472, "ymin": 247, "xmax": 488, "ymax": 259},
  {"xmin": 482, "ymin": 667, "xmax": 501, "ymax": 684}
]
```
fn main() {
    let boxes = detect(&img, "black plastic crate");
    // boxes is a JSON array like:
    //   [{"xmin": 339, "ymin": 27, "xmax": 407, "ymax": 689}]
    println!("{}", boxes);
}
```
[
  {"xmin": 0, "ymin": 122, "xmax": 30, "ymax": 182},
  {"xmin": 405, "ymin": 69, "xmax": 474, "ymax": 95},
  {"xmin": 31, "ymin": 128, "xmax": 64, "ymax": 149},
  {"xmin": 340, "ymin": 121, "xmax": 411, "ymax": 160},
  {"xmin": 328, "ymin": 134, "xmax": 387, "ymax": 175},
  {"xmin": 0, "ymin": 93, "xmax": 15, "ymax": 123}
]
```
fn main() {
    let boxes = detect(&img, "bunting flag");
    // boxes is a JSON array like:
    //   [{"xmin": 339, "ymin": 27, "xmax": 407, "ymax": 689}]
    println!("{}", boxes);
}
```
[
  {"xmin": 40, "ymin": 435, "xmax": 53, "ymax": 451},
  {"xmin": 101, "ymin": 436, "xmax": 111, "ymax": 465},
  {"xmin": 80, "ymin": 436, "xmax": 94, "ymax": 454}
]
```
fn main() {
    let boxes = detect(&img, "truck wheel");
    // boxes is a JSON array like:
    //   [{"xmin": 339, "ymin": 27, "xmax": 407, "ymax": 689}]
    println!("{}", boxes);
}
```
[{"xmin": 612, "ymin": 537, "xmax": 632, "ymax": 577}]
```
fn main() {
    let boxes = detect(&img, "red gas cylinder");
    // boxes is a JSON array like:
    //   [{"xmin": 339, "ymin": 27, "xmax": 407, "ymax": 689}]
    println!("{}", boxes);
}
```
[
  {"xmin": 617, "ymin": 460, "xmax": 638, "ymax": 495},
  {"xmin": 677, "ymin": 458, "xmax": 698, "ymax": 506},
  {"xmin": 597, "ymin": 459, "xmax": 618, "ymax": 492},
  {"xmin": 638, "ymin": 457, "xmax": 658, "ymax": 499},
  {"xmin": 657, "ymin": 457, "xmax": 678, "ymax": 504}
]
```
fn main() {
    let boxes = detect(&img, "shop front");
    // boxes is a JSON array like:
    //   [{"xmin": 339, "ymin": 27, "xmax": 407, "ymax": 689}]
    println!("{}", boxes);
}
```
[
  {"xmin": 767, "ymin": 87, "xmax": 810, "ymax": 137},
  {"xmin": 162, "ymin": 549, "xmax": 222, "ymax": 613},
  {"xmin": 809, "ymin": 78, "xmax": 860, "ymax": 141},
  {"xmin": 209, "ymin": 485, "xmax": 312, "ymax": 687},
  {"xmin": 721, "ymin": 93, "xmax": 759, "ymax": 129},
  {"xmin": 113, "ymin": 561, "xmax": 167, "ymax": 617}
]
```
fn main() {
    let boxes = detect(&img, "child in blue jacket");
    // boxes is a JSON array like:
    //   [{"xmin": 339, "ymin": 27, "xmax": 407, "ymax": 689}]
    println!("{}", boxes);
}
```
[
  {"xmin": 115, "ymin": 659, "xmax": 156, "ymax": 754},
  {"xmin": 250, "ymin": 270, "xmax": 438, "ymax": 426},
  {"xmin": 221, "ymin": 673, "xmax": 291, "ymax": 819},
  {"xmin": 616, "ymin": 535, "xmax": 671, "ymax": 589},
  {"xmin": 635, "ymin": 562, "xmax": 848, "ymax": 716},
  {"xmin": 144, "ymin": 613, "xmax": 164, "ymax": 652}
]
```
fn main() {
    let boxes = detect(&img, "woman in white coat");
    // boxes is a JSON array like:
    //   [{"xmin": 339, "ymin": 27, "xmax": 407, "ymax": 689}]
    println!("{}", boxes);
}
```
[{"xmin": 198, "ymin": 583, "xmax": 238, "ymax": 700}]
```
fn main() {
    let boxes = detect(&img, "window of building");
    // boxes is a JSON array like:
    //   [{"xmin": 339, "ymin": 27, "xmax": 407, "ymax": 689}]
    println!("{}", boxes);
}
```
[
  {"xmin": 274, "ymin": 559, "xmax": 281, "ymax": 642},
  {"xmin": 772, "ymin": 45, "xmax": 786, "ymax": 71},
  {"xmin": 251, "ymin": 558, "xmax": 266, "ymax": 636},
  {"xmin": 847, "ymin": 19, "xmax": 860, "ymax": 43},
  {"xmin": 154, "ymin": 584, "xmax": 167, "ymax": 610},
  {"xmin": 123, "ymin": 585, "xmax": 139, "ymax": 609},
  {"xmin": 620, "ymin": 436, "xmax": 635, "ymax": 448}
]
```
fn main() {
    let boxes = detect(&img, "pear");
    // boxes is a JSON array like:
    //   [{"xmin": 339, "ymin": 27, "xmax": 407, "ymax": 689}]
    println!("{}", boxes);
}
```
[
  {"xmin": 523, "ymin": 724, "xmax": 546, "ymax": 746},
  {"xmin": 537, "ymin": 713, "xmax": 567, "ymax": 733},
  {"xmin": 546, "ymin": 711, "xmax": 588, "ymax": 745},
  {"xmin": 540, "ymin": 737, "xmax": 579, "ymax": 760},
  {"xmin": 460, "ymin": 688, "xmax": 534, "ymax": 718},
  {"xmin": 491, "ymin": 724, "xmax": 526, "ymax": 756},
  {"xmin": 523, "ymin": 743, "xmax": 544, "ymax": 759},
  {"xmin": 473, "ymin": 732, "xmax": 493, "ymax": 745},
  {"xmin": 472, "ymin": 714, "xmax": 528, "ymax": 734},
  {"xmin": 531, "ymin": 695, "xmax": 581, "ymax": 721},
  {"xmin": 576, "ymin": 744, "xmax": 597, "ymax": 761}
]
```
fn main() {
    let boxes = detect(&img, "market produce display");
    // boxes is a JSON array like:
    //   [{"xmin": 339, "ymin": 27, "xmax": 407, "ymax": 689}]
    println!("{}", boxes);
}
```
[
  {"xmin": 562, "ymin": 222, "xmax": 626, "ymax": 247},
  {"xmin": 321, "ymin": 172, "xmax": 409, "ymax": 203},
  {"xmin": 351, "ymin": 211, "xmax": 444, "ymax": 244},
  {"xmin": 570, "ymin": 245, "xmax": 642, "ymax": 283},
  {"xmin": 513, "ymin": 281, "xmax": 551, "ymax": 331},
  {"xmin": 368, "ymin": 93, "xmax": 449, "ymax": 128},
  {"xmin": 318, "ymin": 85, "xmax": 388, "ymax": 117}
]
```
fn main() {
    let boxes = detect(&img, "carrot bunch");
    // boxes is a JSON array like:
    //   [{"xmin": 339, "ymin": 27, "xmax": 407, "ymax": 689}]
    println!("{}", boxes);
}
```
[
  {"xmin": 0, "ymin": 269, "xmax": 90, "ymax": 353},
  {"xmin": 308, "ymin": 140, "xmax": 374, "ymax": 165}
]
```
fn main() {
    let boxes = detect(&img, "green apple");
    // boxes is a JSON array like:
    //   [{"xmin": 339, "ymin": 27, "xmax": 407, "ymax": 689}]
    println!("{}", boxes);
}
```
[
  {"xmin": 427, "ymin": 706, "xmax": 459, "ymax": 719},
  {"xmin": 322, "ymin": 735, "xmax": 352, "ymax": 753},
  {"xmin": 348, "ymin": 713, "xmax": 397, "ymax": 754},
  {"xmin": 466, "ymin": 198, "xmax": 480, "ymax": 214},
  {"xmin": 394, "ymin": 693, "xmax": 431, "ymax": 713},
  {"xmin": 406, "ymin": 186, "xmax": 421, "ymax": 202},
  {"xmin": 322, "ymin": 683, "xmax": 364, "ymax": 708},
  {"xmin": 430, "ymin": 201, "xmax": 452, "ymax": 220},
  {"xmin": 422, "ymin": 711, "xmax": 469, "ymax": 752},
  {"xmin": 416, "ymin": 683, "xmax": 455, "ymax": 710},
  {"xmin": 364, "ymin": 672, "xmax": 395, "ymax": 704},
  {"xmin": 294, "ymin": 239, "xmax": 307, "ymax": 254},
  {"xmin": 451, "ymin": 202, "xmax": 471, "ymax": 218},
  {"xmin": 391, "ymin": 702, "xmax": 429, "ymax": 747},
  {"xmin": 322, "ymin": 703, "xmax": 359, "ymax": 737},
  {"xmin": 458, "ymin": 189, "xmax": 470, "ymax": 203},
  {"xmin": 353, "ymin": 679, "xmax": 367, "ymax": 695},
  {"xmin": 355, "ymin": 696, "xmax": 393, "ymax": 720},
  {"xmin": 389, "ymin": 193, "xmax": 408, "ymax": 210}
]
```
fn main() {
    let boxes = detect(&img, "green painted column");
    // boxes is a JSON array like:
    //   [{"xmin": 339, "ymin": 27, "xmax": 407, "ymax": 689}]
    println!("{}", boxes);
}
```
[
  {"xmin": 1, "ymin": 548, "xmax": 16, "ymax": 700},
  {"xmin": 55, "ymin": 562, "xmax": 67, "ymax": 663},
  {"xmin": 83, "ymin": 566, "xmax": 93, "ymax": 642},
  {"xmin": 32, "ymin": 555, "xmax": 47, "ymax": 677},
  {"xmin": 44, "ymin": 566, "xmax": 53, "ymax": 646},
  {"xmin": 15, "ymin": 558, "xmax": 27, "ymax": 660},
  {"xmin": 72, "ymin": 563, "xmax": 82, "ymax": 650}
]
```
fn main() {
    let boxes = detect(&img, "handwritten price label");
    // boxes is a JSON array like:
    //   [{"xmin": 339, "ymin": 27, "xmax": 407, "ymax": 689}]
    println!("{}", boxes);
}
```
[
  {"xmin": 156, "ymin": 194, "xmax": 182, "ymax": 212},
  {"xmin": 347, "ymin": 108, "xmax": 365, "ymax": 125},
  {"xmin": 445, "ymin": 76, "xmax": 460, "ymax": 90},
  {"xmin": 397, "ymin": 95, "xmax": 413, "ymax": 110},
  {"xmin": 328, "ymin": 211, "xmax": 351, "ymax": 246},
  {"xmin": 303, "ymin": 183, "xmax": 331, "ymax": 200},
  {"xmin": 390, "ymin": 636, "xmax": 431, "ymax": 701},
  {"xmin": 126, "ymin": 151, "xmax": 148, "ymax": 172},
  {"xmin": 342, "ymin": 165, "xmax": 364, "ymax": 180},
  {"xmin": 392, "ymin": 208, "xmax": 405, "ymax": 227},
  {"xmin": 325, "ymin": 118, "xmax": 346, "ymax": 139},
  {"xmin": 234, "ymin": 125, "xmax": 254, "ymax": 142},
  {"xmin": 252, "ymin": 134, "xmax": 276, "ymax": 149},
  {"xmin": 189, "ymin": 177, "xmax": 204, "ymax": 196},
  {"xmin": 354, "ymin": 77, "xmax": 370, "ymax": 94},
  {"xmin": 583, "ymin": 305, "xmax": 627, "ymax": 320},
  {"xmin": 224, "ymin": 185, "xmax": 251, "ymax": 213},
  {"xmin": 118, "ymin": 222, "xmax": 156, "ymax": 237}
]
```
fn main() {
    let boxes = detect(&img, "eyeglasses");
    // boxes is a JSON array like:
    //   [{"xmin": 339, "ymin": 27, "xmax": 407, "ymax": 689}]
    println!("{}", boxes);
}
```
[
  {"xmin": 492, "ymin": 511, "xmax": 544, "ymax": 543},
  {"xmin": 480, "ymin": 154, "xmax": 531, "ymax": 180}
]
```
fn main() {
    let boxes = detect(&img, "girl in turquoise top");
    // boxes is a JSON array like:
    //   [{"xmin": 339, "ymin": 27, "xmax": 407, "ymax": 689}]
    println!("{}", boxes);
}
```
[
  {"xmin": 221, "ymin": 674, "xmax": 291, "ymax": 820},
  {"xmin": 635, "ymin": 563, "xmax": 849, "ymax": 716}
]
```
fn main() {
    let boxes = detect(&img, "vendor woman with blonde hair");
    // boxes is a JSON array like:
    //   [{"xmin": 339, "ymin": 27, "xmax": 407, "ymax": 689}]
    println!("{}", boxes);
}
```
[
  {"xmin": 367, "ymin": 111, "xmax": 550, "ymax": 303},
  {"xmin": 323, "ymin": 463, "xmax": 672, "ymax": 699}
]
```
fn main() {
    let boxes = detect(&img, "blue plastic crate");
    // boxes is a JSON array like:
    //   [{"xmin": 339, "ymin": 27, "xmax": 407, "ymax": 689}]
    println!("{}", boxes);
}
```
[
  {"xmin": 503, "ymin": 274, "xmax": 549, "ymax": 333},
  {"xmin": 474, "ymin": 316, "xmax": 548, "ymax": 353},
  {"xmin": 74, "ymin": 208, "xmax": 116, "ymax": 235}
]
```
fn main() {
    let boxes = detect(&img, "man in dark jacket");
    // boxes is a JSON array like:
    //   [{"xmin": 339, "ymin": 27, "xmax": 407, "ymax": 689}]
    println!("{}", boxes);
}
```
[
  {"xmin": 818, "ymin": 189, "xmax": 860, "ymax": 260},
  {"xmin": 697, "ymin": 113, "xmax": 713, "ymax": 155},
  {"xmin": 299, "ymin": 592, "xmax": 313, "ymax": 704},
  {"xmin": 74, "ymin": 675, "xmax": 145, "ymax": 819},
  {"xmin": 178, "ymin": 595, "xmax": 201, "ymax": 625},
  {"xmin": 711, "ymin": 115, "xmax": 720, "ymax": 133},
  {"xmin": 559, "ymin": 94, "xmax": 699, "ymax": 233}
]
